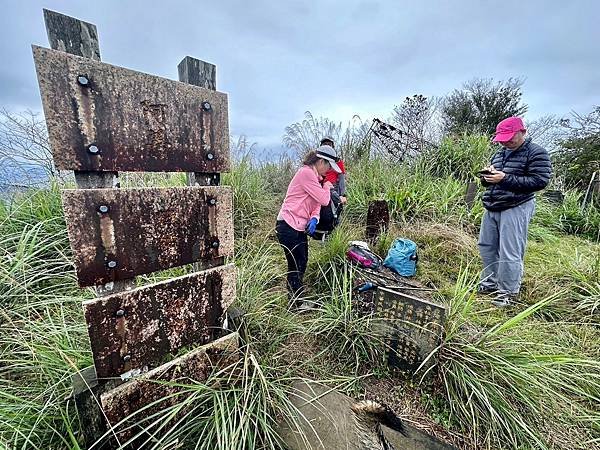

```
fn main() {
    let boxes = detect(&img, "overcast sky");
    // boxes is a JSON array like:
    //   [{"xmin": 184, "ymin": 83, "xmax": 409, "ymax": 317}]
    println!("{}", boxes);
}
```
[{"xmin": 1, "ymin": 0, "xmax": 599, "ymax": 153}]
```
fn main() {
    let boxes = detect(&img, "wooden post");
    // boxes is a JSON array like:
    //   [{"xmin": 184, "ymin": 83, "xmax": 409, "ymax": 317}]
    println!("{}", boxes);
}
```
[
  {"xmin": 43, "ymin": 9, "xmax": 101, "ymax": 60},
  {"xmin": 582, "ymin": 171, "xmax": 598, "ymax": 210},
  {"xmin": 43, "ymin": 9, "xmax": 135, "ymax": 295},
  {"xmin": 178, "ymin": 56, "xmax": 216, "ymax": 90},
  {"xmin": 39, "ymin": 11, "xmax": 236, "ymax": 446},
  {"xmin": 178, "ymin": 56, "xmax": 224, "ymax": 271},
  {"xmin": 366, "ymin": 200, "xmax": 389, "ymax": 242},
  {"xmin": 464, "ymin": 182, "xmax": 478, "ymax": 210},
  {"xmin": 43, "ymin": 10, "xmax": 130, "ymax": 449},
  {"xmin": 542, "ymin": 190, "xmax": 565, "ymax": 205},
  {"xmin": 178, "ymin": 56, "xmax": 221, "ymax": 187},
  {"xmin": 70, "ymin": 366, "xmax": 121, "ymax": 449},
  {"xmin": 589, "ymin": 171, "xmax": 600, "ymax": 207}
]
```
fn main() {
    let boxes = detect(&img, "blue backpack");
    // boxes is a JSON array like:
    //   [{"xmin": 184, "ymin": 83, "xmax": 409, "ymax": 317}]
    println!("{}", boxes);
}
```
[{"xmin": 383, "ymin": 239, "xmax": 418, "ymax": 277}]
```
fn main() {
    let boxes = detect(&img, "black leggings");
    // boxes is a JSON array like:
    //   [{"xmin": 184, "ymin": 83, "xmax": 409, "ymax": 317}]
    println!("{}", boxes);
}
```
[{"xmin": 276, "ymin": 220, "xmax": 308, "ymax": 303}]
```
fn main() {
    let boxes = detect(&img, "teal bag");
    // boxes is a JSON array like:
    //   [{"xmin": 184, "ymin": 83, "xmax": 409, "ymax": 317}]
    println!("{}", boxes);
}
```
[{"xmin": 383, "ymin": 238, "xmax": 418, "ymax": 277}]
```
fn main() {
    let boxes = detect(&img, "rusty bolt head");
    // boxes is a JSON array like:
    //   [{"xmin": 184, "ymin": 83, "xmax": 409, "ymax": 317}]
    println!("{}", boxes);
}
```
[
  {"xmin": 116, "ymin": 309, "xmax": 125, "ymax": 318},
  {"xmin": 88, "ymin": 145, "xmax": 100, "ymax": 154},
  {"xmin": 206, "ymin": 153, "xmax": 214, "ymax": 160},
  {"xmin": 77, "ymin": 75, "xmax": 90, "ymax": 86},
  {"xmin": 202, "ymin": 101, "xmax": 212, "ymax": 111},
  {"xmin": 123, "ymin": 354, "xmax": 131, "ymax": 362},
  {"xmin": 98, "ymin": 205, "xmax": 109, "ymax": 214},
  {"xmin": 107, "ymin": 260, "xmax": 118, "ymax": 269},
  {"xmin": 211, "ymin": 240, "xmax": 220, "ymax": 249}
]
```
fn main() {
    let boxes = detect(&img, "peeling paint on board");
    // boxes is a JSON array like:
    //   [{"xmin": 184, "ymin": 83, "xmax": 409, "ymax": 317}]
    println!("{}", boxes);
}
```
[
  {"xmin": 62, "ymin": 186, "xmax": 234, "ymax": 286},
  {"xmin": 32, "ymin": 45, "xmax": 229, "ymax": 173},
  {"xmin": 100, "ymin": 332, "xmax": 240, "ymax": 442},
  {"xmin": 84, "ymin": 264, "xmax": 236, "ymax": 378}
]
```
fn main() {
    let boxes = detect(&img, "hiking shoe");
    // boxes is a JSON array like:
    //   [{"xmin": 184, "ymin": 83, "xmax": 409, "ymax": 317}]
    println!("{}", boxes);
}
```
[
  {"xmin": 477, "ymin": 286, "xmax": 498, "ymax": 296},
  {"xmin": 491, "ymin": 293, "xmax": 516, "ymax": 308},
  {"xmin": 287, "ymin": 297, "xmax": 303, "ymax": 311}
]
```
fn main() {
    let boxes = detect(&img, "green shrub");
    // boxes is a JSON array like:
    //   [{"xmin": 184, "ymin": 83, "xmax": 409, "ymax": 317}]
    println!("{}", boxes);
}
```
[{"xmin": 534, "ymin": 192, "xmax": 600, "ymax": 241}]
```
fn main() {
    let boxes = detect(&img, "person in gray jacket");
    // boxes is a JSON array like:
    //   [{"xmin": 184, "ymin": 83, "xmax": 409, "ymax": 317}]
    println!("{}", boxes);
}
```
[{"xmin": 478, "ymin": 116, "xmax": 552, "ymax": 307}]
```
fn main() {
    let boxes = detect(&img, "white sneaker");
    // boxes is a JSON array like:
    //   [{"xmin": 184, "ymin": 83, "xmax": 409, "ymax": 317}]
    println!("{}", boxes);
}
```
[{"xmin": 297, "ymin": 300, "xmax": 319, "ymax": 312}]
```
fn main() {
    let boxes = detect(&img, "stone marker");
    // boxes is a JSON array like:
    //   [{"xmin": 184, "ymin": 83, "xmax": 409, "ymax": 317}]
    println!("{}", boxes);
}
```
[{"xmin": 277, "ymin": 380, "xmax": 456, "ymax": 450}]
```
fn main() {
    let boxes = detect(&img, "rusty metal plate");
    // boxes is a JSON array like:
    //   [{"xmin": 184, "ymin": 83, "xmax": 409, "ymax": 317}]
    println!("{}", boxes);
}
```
[
  {"xmin": 84, "ymin": 264, "xmax": 236, "ymax": 378},
  {"xmin": 62, "ymin": 186, "xmax": 234, "ymax": 286},
  {"xmin": 372, "ymin": 287, "xmax": 446, "ymax": 374},
  {"xmin": 32, "ymin": 45, "xmax": 229, "ymax": 172},
  {"xmin": 100, "ymin": 332, "xmax": 239, "ymax": 442}
]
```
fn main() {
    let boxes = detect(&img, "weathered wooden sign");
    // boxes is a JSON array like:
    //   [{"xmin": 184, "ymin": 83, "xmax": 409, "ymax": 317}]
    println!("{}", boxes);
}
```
[
  {"xmin": 372, "ymin": 287, "xmax": 446, "ymax": 373},
  {"xmin": 32, "ymin": 45, "xmax": 229, "ymax": 172},
  {"xmin": 62, "ymin": 186, "xmax": 234, "ymax": 286},
  {"xmin": 84, "ymin": 264, "xmax": 236, "ymax": 378},
  {"xmin": 36, "ymin": 10, "xmax": 239, "ymax": 449},
  {"xmin": 100, "ymin": 332, "xmax": 240, "ymax": 441}
]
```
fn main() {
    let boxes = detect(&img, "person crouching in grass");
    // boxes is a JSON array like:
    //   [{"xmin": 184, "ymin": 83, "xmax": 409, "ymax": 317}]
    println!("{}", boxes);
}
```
[{"xmin": 276, "ymin": 145, "xmax": 342, "ymax": 309}]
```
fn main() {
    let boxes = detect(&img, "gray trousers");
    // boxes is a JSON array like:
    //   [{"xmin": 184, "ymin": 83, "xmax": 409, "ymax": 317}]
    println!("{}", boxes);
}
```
[{"xmin": 478, "ymin": 199, "xmax": 535, "ymax": 294}]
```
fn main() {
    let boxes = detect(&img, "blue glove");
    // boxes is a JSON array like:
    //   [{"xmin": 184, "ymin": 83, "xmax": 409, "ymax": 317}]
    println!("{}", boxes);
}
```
[{"xmin": 305, "ymin": 217, "xmax": 318, "ymax": 236}]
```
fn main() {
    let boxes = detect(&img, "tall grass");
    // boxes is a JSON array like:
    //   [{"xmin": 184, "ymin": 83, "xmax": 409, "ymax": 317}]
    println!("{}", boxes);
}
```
[
  {"xmin": 304, "ymin": 263, "xmax": 388, "ymax": 373},
  {"xmin": 2, "ymin": 136, "xmax": 600, "ymax": 449},
  {"xmin": 345, "ymin": 156, "xmax": 485, "ymax": 226},
  {"xmin": 535, "ymin": 191, "xmax": 600, "ymax": 241},
  {"xmin": 0, "ymin": 296, "xmax": 89, "ymax": 449},
  {"xmin": 437, "ymin": 267, "xmax": 600, "ymax": 449},
  {"xmin": 0, "ymin": 186, "xmax": 90, "ymax": 449},
  {"xmin": 416, "ymin": 134, "xmax": 493, "ymax": 181},
  {"xmin": 98, "ymin": 347, "xmax": 315, "ymax": 450},
  {"xmin": 573, "ymin": 279, "xmax": 600, "ymax": 320},
  {"xmin": 222, "ymin": 155, "xmax": 274, "ymax": 240},
  {"xmin": 232, "ymin": 235, "xmax": 299, "ymax": 355}
]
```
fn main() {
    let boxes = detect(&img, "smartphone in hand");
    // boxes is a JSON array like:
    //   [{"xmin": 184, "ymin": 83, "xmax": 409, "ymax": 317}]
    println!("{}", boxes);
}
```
[{"xmin": 478, "ymin": 169, "xmax": 494, "ymax": 176}]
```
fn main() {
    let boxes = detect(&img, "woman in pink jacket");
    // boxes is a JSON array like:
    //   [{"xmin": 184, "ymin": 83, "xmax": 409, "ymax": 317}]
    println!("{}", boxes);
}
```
[{"xmin": 276, "ymin": 145, "xmax": 342, "ymax": 308}]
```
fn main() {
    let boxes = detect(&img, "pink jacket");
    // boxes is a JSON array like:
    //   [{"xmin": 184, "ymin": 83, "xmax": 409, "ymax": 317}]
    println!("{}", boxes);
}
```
[{"xmin": 278, "ymin": 165, "xmax": 332, "ymax": 231}]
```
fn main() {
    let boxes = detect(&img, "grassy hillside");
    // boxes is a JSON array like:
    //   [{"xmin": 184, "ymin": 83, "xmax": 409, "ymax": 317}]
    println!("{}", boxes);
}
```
[{"xmin": 1, "ymin": 137, "xmax": 599, "ymax": 449}]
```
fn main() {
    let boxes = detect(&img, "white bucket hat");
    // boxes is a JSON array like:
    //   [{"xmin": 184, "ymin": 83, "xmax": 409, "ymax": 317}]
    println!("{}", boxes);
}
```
[{"xmin": 316, "ymin": 145, "xmax": 342, "ymax": 173}]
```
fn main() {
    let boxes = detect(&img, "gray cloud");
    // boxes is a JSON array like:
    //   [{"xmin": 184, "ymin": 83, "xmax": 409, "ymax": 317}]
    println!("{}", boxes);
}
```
[{"xmin": 1, "ymin": 0, "xmax": 599, "ymax": 151}]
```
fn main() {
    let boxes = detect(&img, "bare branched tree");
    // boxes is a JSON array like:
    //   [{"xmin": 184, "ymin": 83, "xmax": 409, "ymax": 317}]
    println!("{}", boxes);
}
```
[
  {"xmin": 391, "ymin": 94, "xmax": 441, "ymax": 145},
  {"xmin": 369, "ymin": 94, "xmax": 443, "ymax": 160},
  {"xmin": 559, "ymin": 106, "xmax": 600, "ymax": 139},
  {"xmin": 553, "ymin": 106, "xmax": 600, "ymax": 188},
  {"xmin": 525, "ymin": 115, "xmax": 568, "ymax": 153},
  {"xmin": 0, "ymin": 109, "xmax": 60, "ymax": 188}
]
